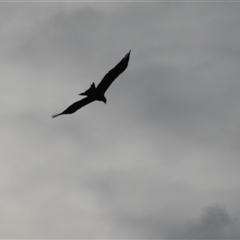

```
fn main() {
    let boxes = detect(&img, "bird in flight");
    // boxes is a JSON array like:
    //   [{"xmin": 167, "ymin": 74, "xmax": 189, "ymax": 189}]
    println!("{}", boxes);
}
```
[{"xmin": 52, "ymin": 50, "xmax": 131, "ymax": 118}]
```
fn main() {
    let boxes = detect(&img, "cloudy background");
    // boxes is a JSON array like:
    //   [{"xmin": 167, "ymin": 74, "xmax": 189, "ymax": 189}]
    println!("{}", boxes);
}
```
[{"xmin": 1, "ymin": 2, "xmax": 240, "ymax": 238}]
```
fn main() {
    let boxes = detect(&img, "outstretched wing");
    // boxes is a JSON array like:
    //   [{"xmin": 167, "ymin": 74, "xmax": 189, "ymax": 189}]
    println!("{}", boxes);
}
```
[
  {"xmin": 96, "ymin": 50, "xmax": 131, "ymax": 95},
  {"xmin": 52, "ymin": 97, "xmax": 94, "ymax": 118}
]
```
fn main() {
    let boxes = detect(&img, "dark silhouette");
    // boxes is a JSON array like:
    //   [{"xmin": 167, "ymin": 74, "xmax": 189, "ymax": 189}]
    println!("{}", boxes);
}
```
[{"xmin": 52, "ymin": 51, "xmax": 131, "ymax": 118}]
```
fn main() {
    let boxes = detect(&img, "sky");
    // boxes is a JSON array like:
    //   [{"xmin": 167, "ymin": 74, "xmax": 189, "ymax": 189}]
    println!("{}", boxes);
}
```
[{"xmin": 1, "ymin": 1, "xmax": 240, "ymax": 239}]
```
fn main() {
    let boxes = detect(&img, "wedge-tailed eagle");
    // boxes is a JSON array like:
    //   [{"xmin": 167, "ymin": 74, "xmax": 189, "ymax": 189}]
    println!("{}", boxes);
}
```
[{"xmin": 52, "ymin": 51, "xmax": 131, "ymax": 118}]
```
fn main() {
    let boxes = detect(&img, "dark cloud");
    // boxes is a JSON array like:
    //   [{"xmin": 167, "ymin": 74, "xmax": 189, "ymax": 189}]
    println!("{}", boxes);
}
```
[{"xmin": 178, "ymin": 206, "xmax": 240, "ymax": 239}]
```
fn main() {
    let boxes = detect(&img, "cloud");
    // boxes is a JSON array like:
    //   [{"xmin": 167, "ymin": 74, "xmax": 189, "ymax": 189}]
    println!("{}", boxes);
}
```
[
  {"xmin": 178, "ymin": 206, "xmax": 240, "ymax": 239},
  {"xmin": 1, "ymin": 2, "xmax": 240, "ymax": 238}
]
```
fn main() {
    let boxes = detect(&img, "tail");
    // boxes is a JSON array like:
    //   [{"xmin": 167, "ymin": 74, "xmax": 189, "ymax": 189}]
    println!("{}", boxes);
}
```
[{"xmin": 79, "ymin": 82, "xmax": 96, "ymax": 96}]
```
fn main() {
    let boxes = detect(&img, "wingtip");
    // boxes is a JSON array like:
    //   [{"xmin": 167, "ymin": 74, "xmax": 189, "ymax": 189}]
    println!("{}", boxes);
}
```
[
  {"xmin": 125, "ymin": 50, "xmax": 131, "ymax": 59},
  {"xmin": 52, "ymin": 113, "xmax": 61, "ymax": 118}
]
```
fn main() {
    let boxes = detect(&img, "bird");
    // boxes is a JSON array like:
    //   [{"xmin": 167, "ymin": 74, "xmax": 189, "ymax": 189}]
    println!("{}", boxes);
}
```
[{"xmin": 52, "ymin": 50, "xmax": 131, "ymax": 118}]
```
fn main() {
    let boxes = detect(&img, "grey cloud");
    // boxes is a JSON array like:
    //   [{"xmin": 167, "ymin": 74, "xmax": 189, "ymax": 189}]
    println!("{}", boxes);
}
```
[
  {"xmin": 1, "ymin": 2, "xmax": 240, "ymax": 238},
  {"xmin": 178, "ymin": 206, "xmax": 240, "ymax": 239}
]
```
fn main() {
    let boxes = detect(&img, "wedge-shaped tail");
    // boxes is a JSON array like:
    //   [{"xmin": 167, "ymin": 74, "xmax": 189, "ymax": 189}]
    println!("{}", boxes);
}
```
[{"xmin": 79, "ymin": 83, "xmax": 96, "ymax": 96}]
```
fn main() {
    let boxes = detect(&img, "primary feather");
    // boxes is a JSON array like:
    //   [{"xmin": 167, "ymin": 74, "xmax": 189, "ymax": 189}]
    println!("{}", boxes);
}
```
[{"xmin": 52, "ymin": 97, "xmax": 94, "ymax": 118}]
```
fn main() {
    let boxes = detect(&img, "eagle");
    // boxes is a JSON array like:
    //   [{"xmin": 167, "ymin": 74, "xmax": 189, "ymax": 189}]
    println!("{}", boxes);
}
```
[{"xmin": 52, "ymin": 51, "xmax": 131, "ymax": 118}]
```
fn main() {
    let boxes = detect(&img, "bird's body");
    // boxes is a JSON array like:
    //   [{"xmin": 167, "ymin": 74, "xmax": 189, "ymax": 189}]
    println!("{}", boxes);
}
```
[{"xmin": 52, "ymin": 51, "xmax": 131, "ymax": 118}]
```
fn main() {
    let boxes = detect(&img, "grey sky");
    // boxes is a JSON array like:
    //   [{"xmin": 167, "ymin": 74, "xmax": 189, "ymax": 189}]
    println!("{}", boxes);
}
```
[{"xmin": 1, "ymin": 2, "xmax": 240, "ymax": 238}]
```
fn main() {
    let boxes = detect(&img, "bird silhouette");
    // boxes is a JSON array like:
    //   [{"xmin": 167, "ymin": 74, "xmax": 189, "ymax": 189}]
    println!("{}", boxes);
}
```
[{"xmin": 52, "ymin": 51, "xmax": 131, "ymax": 118}]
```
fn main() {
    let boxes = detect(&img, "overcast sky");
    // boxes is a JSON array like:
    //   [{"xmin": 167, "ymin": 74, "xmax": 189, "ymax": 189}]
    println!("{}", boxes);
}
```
[{"xmin": 1, "ymin": 2, "xmax": 240, "ymax": 239}]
